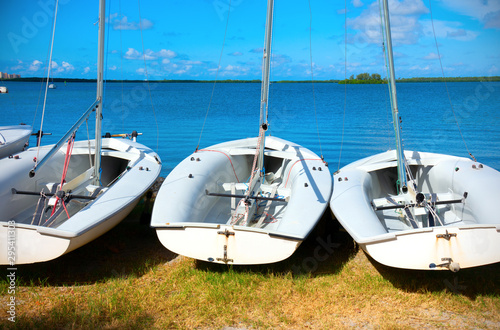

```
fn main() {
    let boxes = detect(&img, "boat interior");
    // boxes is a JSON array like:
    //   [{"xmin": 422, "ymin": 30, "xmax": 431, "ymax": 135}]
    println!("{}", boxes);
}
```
[
  {"xmin": 6, "ymin": 144, "xmax": 131, "ymax": 228},
  {"xmin": 368, "ymin": 163, "xmax": 473, "ymax": 233},
  {"xmin": 192, "ymin": 147, "xmax": 296, "ymax": 231}
]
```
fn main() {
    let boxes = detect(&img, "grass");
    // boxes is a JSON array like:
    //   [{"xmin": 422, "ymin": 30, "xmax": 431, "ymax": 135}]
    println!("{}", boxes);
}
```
[{"xmin": 1, "ymin": 197, "xmax": 499, "ymax": 329}]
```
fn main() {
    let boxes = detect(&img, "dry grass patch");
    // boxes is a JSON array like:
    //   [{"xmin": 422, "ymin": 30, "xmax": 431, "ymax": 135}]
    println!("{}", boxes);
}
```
[{"xmin": 1, "ymin": 199, "xmax": 499, "ymax": 328}]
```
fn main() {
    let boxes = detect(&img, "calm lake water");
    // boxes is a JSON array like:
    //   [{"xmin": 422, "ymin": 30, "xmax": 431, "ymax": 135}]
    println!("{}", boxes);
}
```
[{"xmin": 1, "ymin": 80, "xmax": 499, "ymax": 177}]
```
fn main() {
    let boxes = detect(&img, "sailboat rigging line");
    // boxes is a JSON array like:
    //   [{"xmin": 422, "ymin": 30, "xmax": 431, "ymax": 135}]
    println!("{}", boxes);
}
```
[
  {"xmin": 86, "ymin": 118, "xmax": 93, "ymax": 167},
  {"xmin": 50, "ymin": 132, "xmax": 75, "ymax": 219},
  {"xmin": 103, "ymin": 0, "xmax": 112, "ymax": 108},
  {"xmin": 197, "ymin": 149, "xmax": 240, "ymax": 182},
  {"xmin": 137, "ymin": 0, "xmax": 160, "ymax": 152},
  {"xmin": 119, "ymin": 0, "xmax": 125, "ymax": 133},
  {"xmin": 35, "ymin": 0, "xmax": 60, "ymax": 167},
  {"xmin": 30, "ymin": 100, "xmax": 99, "ymax": 177},
  {"xmin": 307, "ymin": 0, "xmax": 323, "ymax": 159},
  {"xmin": 428, "ymin": 0, "xmax": 475, "ymax": 162},
  {"xmin": 338, "ymin": 0, "xmax": 348, "ymax": 172},
  {"xmin": 247, "ymin": 126, "xmax": 266, "ymax": 199},
  {"xmin": 381, "ymin": 0, "xmax": 407, "ymax": 193},
  {"xmin": 196, "ymin": 0, "xmax": 233, "ymax": 152},
  {"xmin": 378, "ymin": 0, "xmax": 393, "ymax": 150}
]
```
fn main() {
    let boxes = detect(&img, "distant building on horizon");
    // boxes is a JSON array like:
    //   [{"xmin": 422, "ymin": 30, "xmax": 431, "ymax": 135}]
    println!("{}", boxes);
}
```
[{"xmin": 0, "ymin": 72, "xmax": 21, "ymax": 79}]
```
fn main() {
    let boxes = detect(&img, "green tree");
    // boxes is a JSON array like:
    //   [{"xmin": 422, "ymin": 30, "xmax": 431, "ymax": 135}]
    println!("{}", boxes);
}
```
[
  {"xmin": 356, "ymin": 72, "xmax": 370, "ymax": 80},
  {"xmin": 371, "ymin": 73, "xmax": 382, "ymax": 80}
]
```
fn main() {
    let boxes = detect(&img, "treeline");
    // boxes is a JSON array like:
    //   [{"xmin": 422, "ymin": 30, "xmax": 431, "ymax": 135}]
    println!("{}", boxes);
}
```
[
  {"xmin": 338, "ymin": 73, "xmax": 385, "ymax": 84},
  {"xmin": 396, "ymin": 76, "xmax": 500, "ymax": 83},
  {"xmin": 6, "ymin": 76, "xmax": 500, "ymax": 84}
]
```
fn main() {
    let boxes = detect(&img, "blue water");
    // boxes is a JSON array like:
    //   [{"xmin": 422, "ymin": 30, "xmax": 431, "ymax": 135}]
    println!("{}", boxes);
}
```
[{"xmin": 1, "ymin": 80, "xmax": 499, "ymax": 177}]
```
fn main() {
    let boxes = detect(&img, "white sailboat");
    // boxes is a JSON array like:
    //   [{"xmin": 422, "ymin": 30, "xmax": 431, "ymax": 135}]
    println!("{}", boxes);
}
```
[
  {"xmin": 330, "ymin": 0, "xmax": 500, "ymax": 271},
  {"xmin": 151, "ymin": 0, "xmax": 332, "ymax": 265},
  {"xmin": 0, "ymin": 0, "xmax": 161, "ymax": 265},
  {"xmin": 0, "ymin": 124, "xmax": 32, "ymax": 159}
]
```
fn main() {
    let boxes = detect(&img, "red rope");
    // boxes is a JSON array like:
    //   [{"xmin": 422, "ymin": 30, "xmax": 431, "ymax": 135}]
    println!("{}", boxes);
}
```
[
  {"xmin": 197, "ymin": 149, "xmax": 240, "ymax": 182},
  {"xmin": 284, "ymin": 158, "xmax": 324, "ymax": 188},
  {"xmin": 49, "ymin": 134, "xmax": 75, "ymax": 218},
  {"xmin": 247, "ymin": 127, "xmax": 265, "ymax": 195}
]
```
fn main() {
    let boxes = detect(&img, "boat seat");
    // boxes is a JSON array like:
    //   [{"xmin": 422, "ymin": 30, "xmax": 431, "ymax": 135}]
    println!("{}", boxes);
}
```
[{"xmin": 62, "ymin": 167, "xmax": 95, "ymax": 192}]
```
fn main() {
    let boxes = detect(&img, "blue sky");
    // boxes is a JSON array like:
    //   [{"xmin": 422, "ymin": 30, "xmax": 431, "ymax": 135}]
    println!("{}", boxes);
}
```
[{"xmin": 1, "ymin": 0, "xmax": 499, "ymax": 80}]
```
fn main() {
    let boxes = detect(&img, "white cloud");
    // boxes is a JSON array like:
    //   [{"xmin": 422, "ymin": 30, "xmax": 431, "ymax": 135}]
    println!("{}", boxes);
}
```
[
  {"xmin": 421, "ymin": 20, "xmax": 478, "ymax": 41},
  {"xmin": 347, "ymin": 0, "xmax": 429, "ymax": 45},
  {"xmin": 409, "ymin": 65, "xmax": 430, "ymax": 71},
  {"xmin": 229, "ymin": 51, "xmax": 243, "ymax": 56},
  {"xmin": 352, "ymin": 0, "xmax": 364, "ymax": 8},
  {"xmin": 83, "ymin": 67, "xmax": 90, "ymax": 74},
  {"xmin": 157, "ymin": 49, "xmax": 176, "ymax": 58},
  {"xmin": 113, "ymin": 17, "xmax": 154, "ymax": 30},
  {"xmin": 61, "ymin": 61, "xmax": 74, "ymax": 72},
  {"xmin": 488, "ymin": 65, "xmax": 499, "ymax": 74},
  {"xmin": 109, "ymin": 65, "xmax": 117, "ymax": 70},
  {"xmin": 162, "ymin": 59, "xmax": 170, "ymax": 64},
  {"xmin": 49, "ymin": 61, "xmax": 74, "ymax": 73},
  {"xmin": 124, "ymin": 48, "xmax": 177, "ymax": 60},
  {"xmin": 423, "ymin": 52, "xmax": 441, "ymax": 60},
  {"xmin": 11, "ymin": 60, "xmax": 23, "ymax": 71},
  {"xmin": 438, "ymin": 0, "xmax": 500, "ymax": 28},
  {"xmin": 28, "ymin": 60, "xmax": 42, "ymax": 72}
]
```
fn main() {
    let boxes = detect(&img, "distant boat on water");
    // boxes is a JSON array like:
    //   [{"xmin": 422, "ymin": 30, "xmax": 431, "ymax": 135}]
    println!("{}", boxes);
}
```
[
  {"xmin": 48, "ymin": 83, "xmax": 56, "ymax": 89},
  {"xmin": 0, "ymin": 86, "xmax": 8, "ymax": 93}
]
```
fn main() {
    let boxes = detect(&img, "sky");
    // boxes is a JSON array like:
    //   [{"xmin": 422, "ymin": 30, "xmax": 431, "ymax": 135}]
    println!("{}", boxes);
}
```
[{"xmin": 1, "ymin": 0, "xmax": 499, "ymax": 81}]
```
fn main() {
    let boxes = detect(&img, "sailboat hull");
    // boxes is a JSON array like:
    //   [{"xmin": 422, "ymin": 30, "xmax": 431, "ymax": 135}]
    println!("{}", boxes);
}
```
[
  {"xmin": 330, "ymin": 150, "xmax": 500, "ymax": 271},
  {"xmin": 152, "ymin": 136, "xmax": 332, "ymax": 265},
  {"xmin": 0, "ymin": 138, "xmax": 161, "ymax": 265},
  {"xmin": 0, "ymin": 125, "xmax": 32, "ymax": 159}
]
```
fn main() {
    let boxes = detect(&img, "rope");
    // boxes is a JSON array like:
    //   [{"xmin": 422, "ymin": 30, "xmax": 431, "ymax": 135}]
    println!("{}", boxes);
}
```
[
  {"xmin": 196, "ymin": 0, "xmax": 232, "ymax": 151},
  {"xmin": 35, "ymin": 0, "xmax": 59, "ymax": 165},
  {"xmin": 338, "ymin": 0, "xmax": 348, "ymax": 171},
  {"xmin": 197, "ymin": 149, "xmax": 239, "ymax": 182},
  {"xmin": 138, "ymin": 0, "xmax": 160, "ymax": 151},
  {"xmin": 308, "ymin": 0, "xmax": 323, "ymax": 159},
  {"xmin": 428, "ymin": 0, "xmax": 475, "ymax": 161},
  {"xmin": 49, "ymin": 133, "xmax": 75, "ymax": 219},
  {"xmin": 247, "ymin": 127, "xmax": 265, "ymax": 188},
  {"xmin": 284, "ymin": 158, "xmax": 324, "ymax": 188},
  {"xmin": 86, "ymin": 118, "xmax": 93, "ymax": 167}
]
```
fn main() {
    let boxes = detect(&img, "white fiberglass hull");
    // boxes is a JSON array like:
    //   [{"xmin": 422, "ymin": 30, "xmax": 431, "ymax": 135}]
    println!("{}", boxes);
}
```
[
  {"xmin": 0, "ymin": 125, "xmax": 32, "ymax": 159},
  {"xmin": 152, "ymin": 136, "xmax": 332, "ymax": 265},
  {"xmin": 0, "ymin": 138, "xmax": 161, "ymax": 265},
  {"xmin": 330, "ymin": 150, "xmax": 500, "ymax": 271}
]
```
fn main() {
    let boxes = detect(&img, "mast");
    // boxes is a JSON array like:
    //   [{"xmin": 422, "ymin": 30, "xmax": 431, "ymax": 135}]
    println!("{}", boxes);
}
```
[
  {"xmin": 382, "ymin": 0, "xmax": 407, "ymax": 193},
  {"xmin": 257, "ymin": 0, "xmax": 274, "ymax": 173},
  {"xmin": 94, "ymin": 0, "xmax": 105, "ymax": 183}
]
